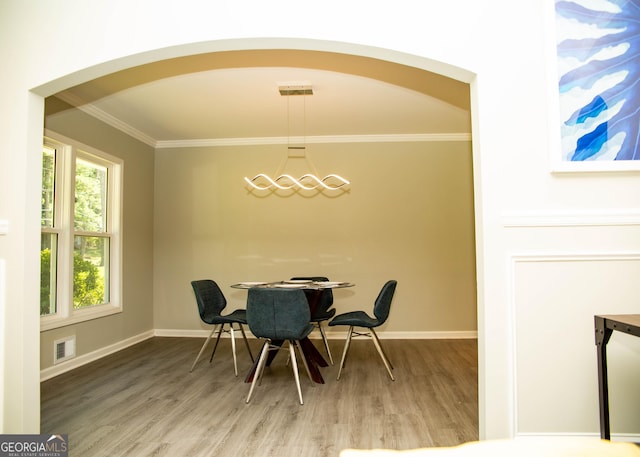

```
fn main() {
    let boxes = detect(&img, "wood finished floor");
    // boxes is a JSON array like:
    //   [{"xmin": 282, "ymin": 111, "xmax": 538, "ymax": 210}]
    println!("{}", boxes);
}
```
[{"xmin": 41, "ymin": 337, "xmax": 478, "ymax": 457}]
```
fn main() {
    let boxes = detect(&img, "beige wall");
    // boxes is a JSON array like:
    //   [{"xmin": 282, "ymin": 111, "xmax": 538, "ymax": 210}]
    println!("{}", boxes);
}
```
[
  {"xmin": 40, "ymin": 98, "xmax": 155, "ymax": 370},
  {"xmin": 153, "ymin": 141, "xmax": 476, "ymax": 334},
  {"xmin": 39, "ymin": 98, "xmax": 476, "ymax": 376}
]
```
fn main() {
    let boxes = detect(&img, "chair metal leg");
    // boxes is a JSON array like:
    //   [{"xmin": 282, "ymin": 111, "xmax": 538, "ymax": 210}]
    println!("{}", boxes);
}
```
[
  {"xmin": 336, "ymin": 326, "xmax": 354, "ymax": 380},
  {"xmin": 208, "ymin": 323, "xmax": 224, "ymax": 363},
  {"xmin": 238, "ymin": 324, "xmax": 254, "ymax": 362},
  {"xmin": 230, "ymin": 325, "xmax": 238, "ymax": 376},
  {"xmin": 246, "ymin": 341, "xmax": 270, "ymax": 404},
  {"xmin": 190, "ymin": 324, "xmax": 220, "ymax": 372},
  {"xmin": 294, "ymin": 341, "xmax": 313, "ymax": 383},
  {"xmin": 370, "ymin": 328, "xmax": 393, "ymax": 370},
  {"xmin": 256, "ymin": 348, "xmax": 267, "ymax": 387},
  {"xmin": 317, "ymin": 322, "xmax": 334, "ymax": 365},
  {"xmin": 289, "ymin": 341, "xmax": 304, "ymax": 405},
  {"xmin": 370, "ymin": 328, "xmax": 395, "ymax": 381}
]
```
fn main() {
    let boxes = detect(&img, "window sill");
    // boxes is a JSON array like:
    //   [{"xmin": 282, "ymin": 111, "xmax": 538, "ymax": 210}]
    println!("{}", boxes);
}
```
[{"xmin": 40, "ymin": 303, "xmax": 122, "ymax": 332}]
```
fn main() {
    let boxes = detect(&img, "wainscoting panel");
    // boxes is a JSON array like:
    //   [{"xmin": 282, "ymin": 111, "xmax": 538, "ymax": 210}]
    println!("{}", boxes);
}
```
[{"xmin": 510, "ymin": 253, "xmax": 640, "ymax": 439}]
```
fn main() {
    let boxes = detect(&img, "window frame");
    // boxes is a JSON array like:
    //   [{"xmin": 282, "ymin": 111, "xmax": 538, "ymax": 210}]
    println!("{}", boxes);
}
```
[{"xmin": 41, "ymin": 131, "xmax": 123, "ymax": 331}]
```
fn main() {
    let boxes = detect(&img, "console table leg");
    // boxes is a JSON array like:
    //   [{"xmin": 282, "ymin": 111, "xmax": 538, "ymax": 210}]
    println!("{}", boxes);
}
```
[{"xmin": 595, "ymin": 316, "xmax": 613, "ymax": 440}]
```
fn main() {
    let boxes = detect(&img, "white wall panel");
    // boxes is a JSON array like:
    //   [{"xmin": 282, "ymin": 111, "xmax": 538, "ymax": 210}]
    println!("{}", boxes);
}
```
[{"xmin": 511, "ymin": 250, "xmax": 640, "ymax": 437}]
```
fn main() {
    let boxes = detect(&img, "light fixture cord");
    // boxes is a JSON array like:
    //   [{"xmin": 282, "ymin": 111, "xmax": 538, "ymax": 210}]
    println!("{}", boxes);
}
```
[
  {"xmin": 274, "ymin": 87, "xmax": 292, "ymax": 177},
  {"xmin": 302, "ymin": 90, "xmax": 320, "ymax": 176},
  {"xmin": 287, "ymin": 86, "xmax": 291, "ymax": 150}
]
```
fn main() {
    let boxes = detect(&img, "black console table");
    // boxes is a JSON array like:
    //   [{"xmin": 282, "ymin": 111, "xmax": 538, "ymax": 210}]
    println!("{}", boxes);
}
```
[{"xmin": 594, "ymin": 314, "xmax": 640, "ymax": 440}]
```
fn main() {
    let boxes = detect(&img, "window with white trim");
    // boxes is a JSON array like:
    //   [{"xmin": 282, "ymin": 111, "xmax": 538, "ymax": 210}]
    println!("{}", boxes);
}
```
[{"xmin": 41, "ymin": 133, "xmax": 123, "ymax": 331}]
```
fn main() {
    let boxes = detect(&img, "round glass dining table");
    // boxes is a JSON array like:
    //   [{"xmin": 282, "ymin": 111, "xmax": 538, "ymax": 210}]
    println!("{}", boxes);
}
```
[{"xmin": 231, "ymin": 280, "xmax": 354, "ymax": 384}]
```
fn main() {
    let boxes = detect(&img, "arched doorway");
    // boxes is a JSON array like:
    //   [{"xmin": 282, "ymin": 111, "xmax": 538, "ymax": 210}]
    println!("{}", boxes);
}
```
[{"xmin": 34, "ymin": 39, "xmax": 479, "ymax": 435}]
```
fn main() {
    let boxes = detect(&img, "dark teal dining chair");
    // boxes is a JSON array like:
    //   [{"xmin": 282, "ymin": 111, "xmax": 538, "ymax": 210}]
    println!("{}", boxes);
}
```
[
  {"xmin": 290, "ymin": 276, "xmax": 336, "ymax": 364},
  {"xmin": 245, "ymin": 288, "xmax": 315, "ymax": 405},
  {"xmin": 328, "ymin": 280, "xmax": 397, "ymax": 381},
  {"xmin": 189, "ymin": 279, "xmax": 254, "ymax": 376}
]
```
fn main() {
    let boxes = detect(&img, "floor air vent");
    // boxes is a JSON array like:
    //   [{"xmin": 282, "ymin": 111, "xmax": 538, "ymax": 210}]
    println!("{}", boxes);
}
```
[{"xmin": 54, "ymin": 336, "xmax": 76, "ymax": 364}]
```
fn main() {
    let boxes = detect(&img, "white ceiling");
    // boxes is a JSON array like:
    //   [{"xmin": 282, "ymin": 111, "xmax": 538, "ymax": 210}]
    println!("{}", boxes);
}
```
[{"xmin": 51, "ymin": 51, "xmax": 471, "ymax": 148}]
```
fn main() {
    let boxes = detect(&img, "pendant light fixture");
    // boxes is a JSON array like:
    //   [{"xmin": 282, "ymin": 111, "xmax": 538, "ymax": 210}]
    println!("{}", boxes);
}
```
[{"xmin": 244, "ymin": 83, "xmax": 350, "ymax": 191}]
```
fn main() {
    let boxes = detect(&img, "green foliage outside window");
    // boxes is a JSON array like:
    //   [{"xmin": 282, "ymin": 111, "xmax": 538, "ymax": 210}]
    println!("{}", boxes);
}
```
[
  {"xmin": 41, "ymin": 147, "xmax": 55, "ymax": 228},
  {"xmin": 40, "ymin": 247, "xmax": 105, "ymax": 314},
  {"xmin": 73, "ymin": 249, "xmax": 105, "ymax": 307},
  {"xmin": 75, "ymin": 159, "xmax": 107, "ymax": 232},
  {"xmin": 40, "ymin": 248, "xmax": 53, "ymax": 315}
]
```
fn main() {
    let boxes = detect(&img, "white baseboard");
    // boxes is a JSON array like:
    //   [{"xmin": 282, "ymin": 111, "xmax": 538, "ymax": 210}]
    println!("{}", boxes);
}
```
[
  {"xmin": 153, "ymin": 328, "xmax": 478, "ymax": 339},
  {"xmin": 40, "ymin": 330, "xmax": 155, "ymax": 382},
  {"xmin": 378, "ymin": 331, "xmax": 477, "ymax": 339},
  {"xmin": 40, "ymin": 328, "xmax": 477, "ymax": 381}
]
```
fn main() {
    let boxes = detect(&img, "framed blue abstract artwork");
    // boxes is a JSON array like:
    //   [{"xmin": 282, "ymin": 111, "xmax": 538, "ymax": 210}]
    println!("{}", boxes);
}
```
[{"xmin": 553, "ymin": 0, "xmax": 640, "ymax": 171}]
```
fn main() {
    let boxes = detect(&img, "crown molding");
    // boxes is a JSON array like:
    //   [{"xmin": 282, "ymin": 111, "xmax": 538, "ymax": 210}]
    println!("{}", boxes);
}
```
[
  {"xmin": 53, "ymin": 93, "xmax": 471, "ymax": 149},
  {"xmin": 155, "ymin": 132, "xmax": 471, "ymax": 149},
  {"xmin": 54, "ymin": 92, "xmax": 157, "ymax": 147}
]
